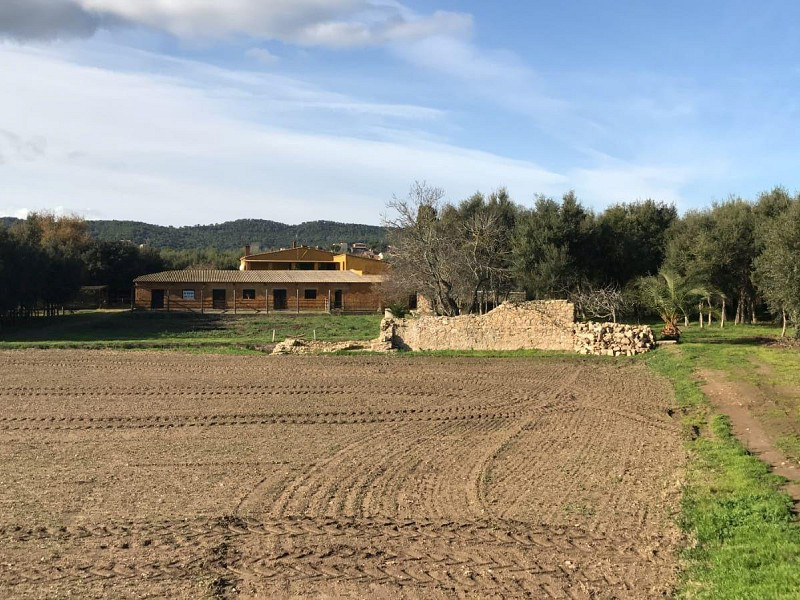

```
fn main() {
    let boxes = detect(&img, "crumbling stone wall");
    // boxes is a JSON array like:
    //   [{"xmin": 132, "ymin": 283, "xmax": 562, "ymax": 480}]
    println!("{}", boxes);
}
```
[
  {"xmin": 267, "ymin": 302, "xmax": 657, "ymax": 356},
  {"xmin": 384, "ymin": 301, "xmax": 656, "ymax": 355},
  {"xmin": 389, "ymin": 300, "xmax": 576, "ymax": 351}
]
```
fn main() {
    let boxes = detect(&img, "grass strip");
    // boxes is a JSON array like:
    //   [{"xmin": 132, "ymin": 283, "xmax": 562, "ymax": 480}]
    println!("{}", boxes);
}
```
[{"xmin": 646, "ymin": 347, "xmax": 800, "ymax": 599}]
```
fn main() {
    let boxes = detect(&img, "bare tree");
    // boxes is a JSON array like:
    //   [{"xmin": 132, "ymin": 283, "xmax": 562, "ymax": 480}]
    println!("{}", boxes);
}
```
[
  {"xmin": 384, "ymin": 182, "xmax": 460, "ymax": 315},
  {"xmin": 384, "ymin": 182, "xmax": 515, "ymax": 316},
  {"xmin": 569, "ymin": 281, "xmax": 625, "ymax": 323}
]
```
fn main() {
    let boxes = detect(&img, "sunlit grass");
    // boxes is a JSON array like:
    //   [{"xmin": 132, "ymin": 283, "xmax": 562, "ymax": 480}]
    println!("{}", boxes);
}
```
[
  {"xmin": 646, "ymin": 325, "xmax": 800, "ymax": 599},
  {"xmin": 0, "ymin": 310, "xmax": 382, "ymax": 348}
]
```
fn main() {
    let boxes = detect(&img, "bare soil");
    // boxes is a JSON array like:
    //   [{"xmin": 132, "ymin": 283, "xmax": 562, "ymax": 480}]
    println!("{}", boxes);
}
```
[{"xmin": 0, "ymin": 351, "xmax": 685, "ymax": 599}]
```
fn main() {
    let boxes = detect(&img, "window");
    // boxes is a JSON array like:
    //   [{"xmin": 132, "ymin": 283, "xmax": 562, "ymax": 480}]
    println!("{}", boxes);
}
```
[
  {"xmin": 304, "ymin": 289, "xmax": 317, "ymax": 300},
  {"xmin": 242, "ymin": 289, "xmax": 256, "ymax": 300},
  {"xmin": 296, "ymin": 262, "xmax": 314, "ymax": 270},
  {"xmin": 182, "ymin": 289, "xmax": 195, "ymax": 300}
]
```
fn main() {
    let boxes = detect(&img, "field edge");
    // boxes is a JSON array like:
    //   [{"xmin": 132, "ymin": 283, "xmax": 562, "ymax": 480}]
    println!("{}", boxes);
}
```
[{"xmin": 645, "ymin": 346, "xmax": 800, "ymax": 600}]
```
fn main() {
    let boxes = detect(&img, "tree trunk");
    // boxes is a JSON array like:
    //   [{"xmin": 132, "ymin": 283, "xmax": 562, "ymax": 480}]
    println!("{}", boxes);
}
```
[
  {"xmin": 782, "ymin": 310, "xmax": 787, "ymax": 338},
  {"xmin": 751, "ymin": 297, "xmax": 757, "ymax": 324},
  {"xmin": 720, "ymin": 298, "xmax": 726, "ymax": 328},
  {"xmin": 735, "ymin": 292, "xmax": 743, "ymax": 325},
  {"xmin": 699, "ymin": 302, "xmax": 704, "ymax": 328},
  {"xmin": 707, "ymin": 300, "xmax": 713, "ymax": 326}
]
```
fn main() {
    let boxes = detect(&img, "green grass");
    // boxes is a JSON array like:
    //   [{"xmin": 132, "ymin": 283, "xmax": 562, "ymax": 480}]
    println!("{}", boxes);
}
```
[
  {"xmin": 645, "ymin": 324, "xmax": 800, "ymax": 599},
  {"xmin": 776, "ymin": 435, "xmax": 800, "ymax": 463},
  {"xmin": 0, "ymin": 310, "xmax": 382, "ymax": 350}
]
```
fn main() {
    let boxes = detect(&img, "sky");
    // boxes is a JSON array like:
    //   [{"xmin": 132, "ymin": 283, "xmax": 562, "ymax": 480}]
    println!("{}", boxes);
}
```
[{"xmin": 1, "ymin": 1, "xmax": 799, "ymax": 226}]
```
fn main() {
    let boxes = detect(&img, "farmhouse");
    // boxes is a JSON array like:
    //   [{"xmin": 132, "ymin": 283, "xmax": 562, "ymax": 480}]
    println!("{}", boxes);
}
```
[
  {"xmin": 238, "ymin": 243, "xmax": 387, "ymax": 275},
  {"xmin": 134, "ymin": 244, "xmax": 387, "ymax": 313}
]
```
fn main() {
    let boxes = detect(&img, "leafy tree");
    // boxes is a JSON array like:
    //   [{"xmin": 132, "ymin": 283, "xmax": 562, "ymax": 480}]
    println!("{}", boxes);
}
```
[
  {"xmin": 0, "ymin": 213, "xmax": 92, "ymax": 320},
  {"xmin": 512, "ymin": 191, "xmax": 595, "ymax": 298},
  {"xmin": 664, "ymin": 198, "xmax": 757, "ymax": 324},
  {"xmin": 753, "ymin": 198, "xmax": 800, "ymax": 336},
  {"xmin": 82, "ymin": 240, "xmax": 167, "ymax": 294},
  {"xmin": 158, "ymin": 247, "xmax": 240, "ymax": 270},
  {"xmin": 595, "ymin": 199, "xmax": 677, "ymax": 285}
]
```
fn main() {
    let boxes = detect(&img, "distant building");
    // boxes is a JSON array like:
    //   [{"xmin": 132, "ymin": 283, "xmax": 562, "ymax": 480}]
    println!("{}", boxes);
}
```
[
  {"xmin": 240, "ymin": 242, "xmax": 387, "ymax": 275},
  {"xmin": 133, "ymin": 242, "xmax": 387, "ymax": 313}
]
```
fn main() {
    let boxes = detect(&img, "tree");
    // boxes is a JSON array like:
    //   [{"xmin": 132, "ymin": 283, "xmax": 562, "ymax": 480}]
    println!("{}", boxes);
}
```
[
  {"xmin": 595, "ymin": 199, "xmax": 677, "ymax": 286},
  {"xmin": 753, "ymin": 199, "xmax": 800, "ymax": 336},
  {"xmin": 637, "ymin": 270, "xmax": 706, "ymax": 340},
  {"xmin": 512, "ymin": 191, "xmax": 595, "ymax": 298},
  {"xmin": 82, "ymin": 240, "xmax": 167, "ymax": 295},
  {"xmin": 0, "ymin": 213, "xmax": 93, "ymax": 321},
  {"xmin": 664, "ymin": 198, "xmax": 756, "ymax": 325},
  {"xmin": 569, "ymin": 281, "xmax": 626, "ymax": 323},
  {"xmin": 385, "ymin": 182, "xmax": 519, "ymax": 315}
]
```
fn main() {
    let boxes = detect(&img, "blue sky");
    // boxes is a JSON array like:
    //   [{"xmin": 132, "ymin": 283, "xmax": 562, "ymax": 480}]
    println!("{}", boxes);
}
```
[{"xmin": 1, "ymin": 1, "xmax": 798, "ymax": 225}]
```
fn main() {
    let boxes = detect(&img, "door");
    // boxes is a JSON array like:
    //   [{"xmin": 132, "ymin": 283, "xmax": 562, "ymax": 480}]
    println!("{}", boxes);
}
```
[
  {"xmin": 333, "ymin": 289, "xmax": 343, "ymax": 310},
  {"xmin": 150, "ymin": 289, "xmax": 164, "ymax": 309},
  {"xmin": 273, "ymin": 289, "xmax": 288, "ymax": 310},
  {"xmin": 212, "ymin": 289, "xmax": 226, "ymax": 309}
]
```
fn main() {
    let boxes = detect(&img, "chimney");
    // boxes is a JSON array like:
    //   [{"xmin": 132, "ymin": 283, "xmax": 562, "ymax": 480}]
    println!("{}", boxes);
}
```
[
  {"xmin": 244, "ymin": 244, "xmax": 251, "ymax": 256},
  {"xmin": 292, "ymin": 240, "xmax": 297, "ymax": 249}
]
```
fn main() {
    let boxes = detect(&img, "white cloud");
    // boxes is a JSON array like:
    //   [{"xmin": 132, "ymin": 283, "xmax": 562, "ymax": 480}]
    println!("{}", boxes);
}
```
[
  {"xmin": 569, "ymin": 163, "xmax": 692, "ymax": 209},
  {"xmin": 394, "ymin": 35, "xmax": 530, "ymax": 84},
  {"xmin": 1, "ymin": 0, "xmax": 472, "ymax": 48},
  {"xmin": 245, "ymin": 47, "xmax": 278, "ymax": 65},
  {"xmin": 0, "ymin": 45, "xmax": 570, "ymax": 225}
]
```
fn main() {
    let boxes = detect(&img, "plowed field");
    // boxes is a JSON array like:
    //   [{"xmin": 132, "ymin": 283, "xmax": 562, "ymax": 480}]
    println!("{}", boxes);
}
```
[{"xmin": 0, "ymin": 351, "xmax": 684, "ymax": 599}]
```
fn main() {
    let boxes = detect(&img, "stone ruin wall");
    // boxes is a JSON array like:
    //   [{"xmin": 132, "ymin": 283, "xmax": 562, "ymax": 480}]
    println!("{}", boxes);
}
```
[
  {"xmin": 390, "ymin": 300, "xmax": 576, "ymax": 352},
  {"xmin": 270, "ymin": 300, "xmax": 657, "ymax": 356},
  {"xmin": 386, "ymin": 300, "xmax": 656, "ymax": 355}
]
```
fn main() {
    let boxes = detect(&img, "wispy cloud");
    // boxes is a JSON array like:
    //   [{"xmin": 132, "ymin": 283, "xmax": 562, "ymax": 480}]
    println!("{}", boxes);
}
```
[
  {"xmin": 0, "ymin": 45, "xmax": 568, "ymax": 225},
  {"xmin": 0, "ymin": 129, "xmax": 48, "ymax": 163},
  {"xmin": 1, "ymin": 0, "xmax": 472, "ymax": 49},
  {"xmin": 245, "ymin": 47, "xmax": 279, "ymax": 65}
]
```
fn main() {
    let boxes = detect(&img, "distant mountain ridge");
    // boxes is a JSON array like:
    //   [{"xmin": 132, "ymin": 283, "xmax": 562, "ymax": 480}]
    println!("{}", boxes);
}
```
[{"xmin": 0, "ymin": 217, "xmax": 388, "ymax": 251}]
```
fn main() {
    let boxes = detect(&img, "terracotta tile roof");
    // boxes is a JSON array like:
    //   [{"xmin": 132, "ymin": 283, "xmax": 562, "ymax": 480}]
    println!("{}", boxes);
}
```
[{"xmin": 134, "ymin": 270, "xmax": 383, "ymax": 284}]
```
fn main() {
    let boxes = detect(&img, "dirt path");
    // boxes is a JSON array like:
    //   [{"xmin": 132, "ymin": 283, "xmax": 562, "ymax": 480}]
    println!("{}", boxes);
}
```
[
  {"xmin": 700, "ymin": 369, "xmax": 800, "ymax": 502},
  {"xmin": 0, "ymin": 350, "xmax": 686, "ymax": 599}
]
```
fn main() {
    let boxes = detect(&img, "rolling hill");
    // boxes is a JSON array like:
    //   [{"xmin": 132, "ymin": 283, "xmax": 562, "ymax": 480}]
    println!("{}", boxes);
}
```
[{"xmin": 0, "ymin": 218, "xmax": 388, "ymax": 251}]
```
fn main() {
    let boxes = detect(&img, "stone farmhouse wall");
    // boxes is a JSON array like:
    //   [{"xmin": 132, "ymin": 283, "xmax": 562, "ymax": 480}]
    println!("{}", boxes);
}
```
[{"xmin": 390, "ymin": 300, "xmax": 576, "ymax": 351}]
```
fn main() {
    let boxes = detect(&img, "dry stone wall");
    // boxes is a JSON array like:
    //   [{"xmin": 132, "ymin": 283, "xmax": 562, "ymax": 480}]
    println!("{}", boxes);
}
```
[
  {"xmin": 389, "ymin": 300, "xmax": 576, "ymax": 352},
  {"xmin": 385, "ymin": 301, "xmax": 656, "ymax": 355},
  {"xmin": 267, "ymin": 302, "xmax": 657, "ymax": 356}
]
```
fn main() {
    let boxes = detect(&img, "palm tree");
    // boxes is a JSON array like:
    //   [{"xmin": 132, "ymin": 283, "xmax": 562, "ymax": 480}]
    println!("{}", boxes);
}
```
[{"xmin": 637, "ymin": 270, "xmax": 707, "ymax": 340}]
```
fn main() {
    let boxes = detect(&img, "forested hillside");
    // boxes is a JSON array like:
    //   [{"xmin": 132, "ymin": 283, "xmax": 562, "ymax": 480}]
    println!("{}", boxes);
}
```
[{"xmin": 0, "ymin": 218, "xmax": 387, "ymax": 251}]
